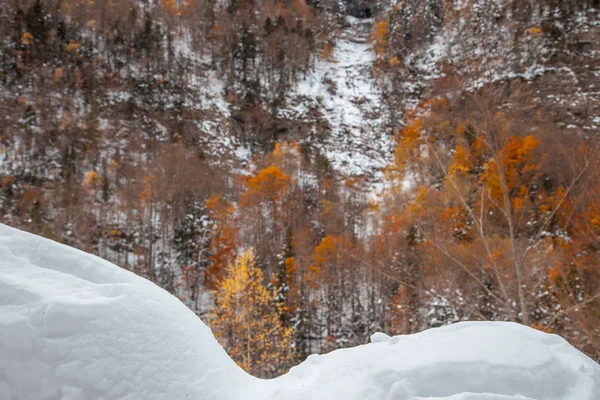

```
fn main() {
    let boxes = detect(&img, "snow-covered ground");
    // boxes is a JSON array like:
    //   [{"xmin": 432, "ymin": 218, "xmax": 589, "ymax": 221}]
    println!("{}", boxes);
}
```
[
  {"xmin": 266, "ymin": 323, "xmax": 600, "ymax": 400},
  {"xmin": 1, "ymin": 223, "xmax": 599, "ymax": 400},
  {"xmin": 0, "ymin": 223, "xmax": 254, "ymax": 400}
]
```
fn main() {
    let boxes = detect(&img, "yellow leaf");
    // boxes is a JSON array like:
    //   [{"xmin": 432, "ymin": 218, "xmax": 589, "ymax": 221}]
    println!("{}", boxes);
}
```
[
  {"xmin": 83, "ymin": 170, "xmax": 99, "ymax": 186},
  {"xmin": 66, "ymin": 41, "xmax": 81, "ymax": 53},
  {"xmin": 22, "ymin": 32, "xmax": 34, "ymax": 46}
]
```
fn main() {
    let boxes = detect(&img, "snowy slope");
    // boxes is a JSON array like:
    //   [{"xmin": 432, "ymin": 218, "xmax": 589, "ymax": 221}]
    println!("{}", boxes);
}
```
[
  {"xmin": 1, "ymin": 223, "xmax": 599, "ymax": 400},
  {"xmin": 282, "ymin": 17, "xmax": 391, "ymax": 179},
  {"xmin": 0, "ymin": 223, "xmax": 256, "ymax": 400}
]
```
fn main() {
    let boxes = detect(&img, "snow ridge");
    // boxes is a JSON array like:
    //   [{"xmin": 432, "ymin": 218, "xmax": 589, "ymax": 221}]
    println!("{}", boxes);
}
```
[
  {"xmin": 0, "ymin": 223, "xmax": 253, "ymax": 400},
  {"xmin": 1, "ymin": 223, "xmax": 599, "ymax": 400}
]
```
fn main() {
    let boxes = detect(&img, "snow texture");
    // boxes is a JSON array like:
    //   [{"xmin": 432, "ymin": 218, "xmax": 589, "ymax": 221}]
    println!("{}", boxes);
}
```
[
  {"xmin": 1, "ymin": 223, "xmax": 599, "ymax": 400},
  {"xmin": 0, "ymin": 223, "xmax": 253, "ymax": 400},
  {"xmin": 282, "ymin": 17, "xmax": 391, "ymax": 179}
]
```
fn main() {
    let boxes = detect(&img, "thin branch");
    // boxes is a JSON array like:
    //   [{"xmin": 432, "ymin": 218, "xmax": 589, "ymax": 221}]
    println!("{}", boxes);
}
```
[
  {"xmin": 544, "ymin": 291, "xmax": 600, "ymax": 330},
  {"xmin": 518, "ymin": 159, "xmax": 591, "ymax": 269},
  {"xmin": 340, "ymin": 248, "xmax": 419, "ymax": 290},
  {"xmin": 425, "ymin": 235, "xmax": 509, "ymax": 308},
  {"xmin": 426, "ymin": 137, "xmax": 513, "ymax": 318}
]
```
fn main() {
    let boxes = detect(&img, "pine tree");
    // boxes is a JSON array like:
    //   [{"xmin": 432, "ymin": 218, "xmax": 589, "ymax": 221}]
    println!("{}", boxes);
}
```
[
  {"xmin": 24, "ymin": 0, "xmax": 47, "ymax": 45},
  {"xmin": 173, "ymin": 201, "xmax": 210, "ymax": 310},
  {"xmin": 273, "ymin": 226, "xmax": 297, "ymax": 328},
  {"xmin": 173, "ymin": 201, "xmax": 209, "ymax": 270}
]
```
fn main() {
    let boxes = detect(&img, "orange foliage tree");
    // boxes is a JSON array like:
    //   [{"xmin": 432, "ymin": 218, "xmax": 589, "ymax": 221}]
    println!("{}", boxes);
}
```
[
  {"xmin": 372, "ymin": 21, "xmax": 389, "ymax": 58},
  {"xmin": 380, "ymin": 94, "xmax": 597, "ymax": 340},
  {"xmin": 204, "ymin": 194, "xmax": 239, "ymax": 290},
  {"xmin": 162, "ymin": 0, "xmax": 192, "ymax": 15}
]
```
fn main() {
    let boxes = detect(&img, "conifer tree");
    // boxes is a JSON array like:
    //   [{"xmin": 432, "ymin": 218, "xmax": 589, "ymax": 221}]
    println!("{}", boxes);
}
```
[
  {"xmin": 173, "ymin": 201, "xmax": 210, "ymax": 309},
  {"xmin": 274, "ymin": 226, "xmax": 296, "ymax": 327}
]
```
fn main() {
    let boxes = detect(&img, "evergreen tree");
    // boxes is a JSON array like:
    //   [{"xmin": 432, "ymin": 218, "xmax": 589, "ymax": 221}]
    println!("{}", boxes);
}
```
[
  {"xmin": 172, "ymin": 201, "xmax": 211, "ymax": 310},
  {"xmin": 173, "ymin": 201, "xmax": 209, "ymax": 271},
  {"xmin": 274, "ymin": 226, "xmax": 296, "ymax": 327},
  {"xmin": 24, "ymin": 0, "xmax": 48, "ymax": 45}
]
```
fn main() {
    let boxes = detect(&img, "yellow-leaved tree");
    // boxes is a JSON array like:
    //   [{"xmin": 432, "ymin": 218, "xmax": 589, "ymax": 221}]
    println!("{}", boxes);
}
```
[{"xmin": 210, "ymin": 248, "xmax": 294, "ymax": 377}]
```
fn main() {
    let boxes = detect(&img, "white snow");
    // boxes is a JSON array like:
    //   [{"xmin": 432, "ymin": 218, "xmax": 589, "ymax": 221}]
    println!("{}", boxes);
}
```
[
  {"xmin": 282, "ymin": 18, "xmax": 392, "ymax": 178},
  {"xmin": 0, "ymin": 223, "xmax": 254, "ymax": 400},
  {"xmin": 1, "ymin": 223, "xmax": 599, "ymax": 400},
  {"xmin": 265, "ymin": 322, "xmax": 600, "ymax": 400}
]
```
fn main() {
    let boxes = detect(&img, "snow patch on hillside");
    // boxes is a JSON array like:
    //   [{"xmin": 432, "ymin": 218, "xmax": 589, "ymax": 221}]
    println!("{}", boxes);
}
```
[{"xmin": 283, "ymin": 18, "xmax": 392, "ymax": 179}]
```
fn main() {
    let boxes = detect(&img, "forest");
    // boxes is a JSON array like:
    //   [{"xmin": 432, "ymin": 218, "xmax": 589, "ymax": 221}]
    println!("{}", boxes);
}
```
[{"xmin": 1, "ymin": 0, "xmax": 599, "ymax": 377}]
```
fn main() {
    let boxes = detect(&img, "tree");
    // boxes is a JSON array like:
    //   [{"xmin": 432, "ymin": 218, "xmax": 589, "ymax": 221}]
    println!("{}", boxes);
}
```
[
  {"xmin": 172, "ymin": 200, "xmax": 210, "ymax": 310},
  {"xmin": 205, "ymin": 194, "xmax": 238, "ymax": 290},
  {"xmin": 383, "ymin": 91, "xmax": 595, "ymax": 334},
  {"xmin": 372, "ymin": 21, "xmax": 388, "ymax": 58},
  {"xmin": 243, "ymin": 165, "xmax": 291, "ymax": 207},
  {"xmin": 239, "ymin": 165, "xmax": 292, "ymax": 273},
  {"xmin": 272, "ymin": 226, "xmax": 297, "ymax": 328},
  {"xmin": 163, "ymin": 0, "xmax": 192, "ymax": 16},
  {"xmin": 210, "ymin": 248, "xmax": 294, "ymax": 377},
  {"xmin": 24, "ymin": 0, "xmax": 48, "ymax": 45}
]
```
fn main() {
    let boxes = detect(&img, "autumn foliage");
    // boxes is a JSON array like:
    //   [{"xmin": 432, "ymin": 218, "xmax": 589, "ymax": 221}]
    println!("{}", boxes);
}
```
[
  {"xmin": 1, "ymin": 0, "xmax": 599, "ymax": 370},
  {"xmin": 162, "ymin": 0, "xmax": 192, "ymax": 15},
  {"xmin": 210, "ymin": 248, "xmax": 294, "ymax": 376}
]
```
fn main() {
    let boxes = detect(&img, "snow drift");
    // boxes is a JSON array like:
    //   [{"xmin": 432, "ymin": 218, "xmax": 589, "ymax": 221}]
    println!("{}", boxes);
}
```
[{"xmin": 0, "ymin": 223, "xmax": 599, "ymax": 400}]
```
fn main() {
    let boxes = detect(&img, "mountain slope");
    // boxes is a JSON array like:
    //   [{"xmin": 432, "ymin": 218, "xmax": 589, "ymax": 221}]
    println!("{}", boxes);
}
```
[{"xmin": 282, "ymin": 17, "xmax": 391, "ymax": 179}]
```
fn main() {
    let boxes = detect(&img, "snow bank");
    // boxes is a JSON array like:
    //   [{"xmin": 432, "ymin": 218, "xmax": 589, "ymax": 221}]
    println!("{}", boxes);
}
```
[
  {"xmin": 265, "ymin": 322, "xmax": 600, "ymax": 400},
  {"xmin": 0, "ymin": 223, "xmax": 255, "ymax": 400},
  {"xmin": 1, "ymin": 223, "xmax": 599, "ymax": 400}
]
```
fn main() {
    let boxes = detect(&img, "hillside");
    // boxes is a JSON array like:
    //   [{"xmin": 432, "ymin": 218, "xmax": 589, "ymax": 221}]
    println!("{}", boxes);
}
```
[{"xmin": 1, "ymin": 0, "xmax": 600, "ymax": 376}]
